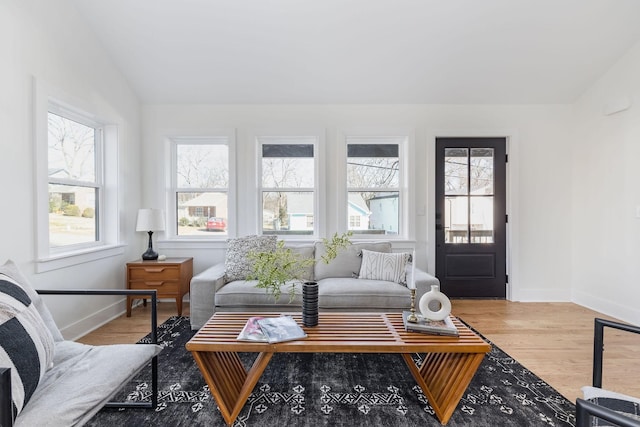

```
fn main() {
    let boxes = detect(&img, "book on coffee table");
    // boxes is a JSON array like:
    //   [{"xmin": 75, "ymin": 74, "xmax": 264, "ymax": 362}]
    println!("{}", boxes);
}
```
[
  {"xmin": 236, "ymin": 316, "xmax": 269, "ymax": 342},
  {"xmin": 402, "ymin": 311, "xmax": 459, "ymax": 337},
  {"xmin": 257, "ymin": 316, "xmax": 307, "ymax": 343}
]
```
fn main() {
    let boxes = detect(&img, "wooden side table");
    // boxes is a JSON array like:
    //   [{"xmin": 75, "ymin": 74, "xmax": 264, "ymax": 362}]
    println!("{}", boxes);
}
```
[{"xmin": 126, "ymin": 257, "xmax": 193, "ymax": 316}]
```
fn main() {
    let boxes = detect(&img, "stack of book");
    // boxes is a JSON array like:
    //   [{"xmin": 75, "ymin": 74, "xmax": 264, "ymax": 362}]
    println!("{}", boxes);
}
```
[
  {"xmin": 237, "ymin": 315, "xmax": 308, "ymax": 343},
  {"xmin": 401, "ymin": 311, "xmax": 459, "ymax": 337}
]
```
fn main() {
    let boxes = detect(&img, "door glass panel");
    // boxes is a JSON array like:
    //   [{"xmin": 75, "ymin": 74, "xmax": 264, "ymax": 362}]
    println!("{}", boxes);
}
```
[
  {"xmin": 470, "ymin": 148, "xmax": 494, "ymax": 195},
  {"xmin": 444, "ymin": 148, "xmax": 468, "ymax": 195},
  {"xmin": 470, "ymin": 196, "xmax": 494, "ymax": 243},
  {"xmin": 445, "ymin": 196, "xmax": 468, "ymax": 243}
]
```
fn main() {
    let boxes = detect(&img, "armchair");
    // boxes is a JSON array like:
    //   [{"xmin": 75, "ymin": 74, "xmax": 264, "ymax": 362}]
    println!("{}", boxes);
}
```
[
  {"xmin": 0, "ymin": 260, "xmax": 161, "ymax": 427},
  {"xmin": 576, "ymin": 318, "xmax": 640, "ymax": 427}
]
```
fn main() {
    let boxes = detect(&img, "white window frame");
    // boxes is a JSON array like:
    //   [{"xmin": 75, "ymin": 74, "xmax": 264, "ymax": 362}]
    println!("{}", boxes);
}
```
[
  {"xmin": 34, "ymin": 79, "xmax": 123, "ymax": 272},
  {"xmin": 339, "ymin": 131, "xmax": 413, "ymax": 240},
  {"xmin": 167, "ymin": 134, "xmax": 236, "ymax": 239},
  {"xmin": 256, "ymin": 132, "xmax": 323, "ymax": 239}
]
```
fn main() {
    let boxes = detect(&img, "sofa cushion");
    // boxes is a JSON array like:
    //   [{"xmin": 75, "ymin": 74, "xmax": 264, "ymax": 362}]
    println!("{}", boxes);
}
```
[
  {"xmin": 216, "ymin": 280, "xmax": 303, "ymax": 307},
  {"xmin": 17, "ymin": 340, "xmax": 162, "ymax": 427},
  {"xmin": 317, "ymin": 277, "xmax": 410, "ymax": 309},
  {"xmin": 314, "ymin": 241, "xmax": 392, "ymax": 280},
  {"xmin": 358, "ymin": 249, "xmax": 411, "ymax": 285},
  {"xmin": 225, "ymin": 235, "xmax": 277, "ymax": 282},
  {"xmin": 0, "ymin": 266, "xmax": 55, "ymax": 416}
]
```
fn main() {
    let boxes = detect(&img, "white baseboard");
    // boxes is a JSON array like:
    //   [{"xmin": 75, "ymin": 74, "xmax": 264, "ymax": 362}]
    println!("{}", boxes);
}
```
[
  {"xmin": 572, "ymin": 290, "xmax": 640, "ymax": 325},
  {"xmin": 511, "ymin": 287, "xmax": 572, "ymax": 302},
  {"xmin": 60, "ymin": 298, "xmax": 127, "ymax": 341}
]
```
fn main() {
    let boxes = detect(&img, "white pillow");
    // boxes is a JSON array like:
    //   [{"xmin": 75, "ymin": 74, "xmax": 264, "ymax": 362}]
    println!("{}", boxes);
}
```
[{"xmin": 358, "ymin": 249, "xmax": 411, "ymax": 285}]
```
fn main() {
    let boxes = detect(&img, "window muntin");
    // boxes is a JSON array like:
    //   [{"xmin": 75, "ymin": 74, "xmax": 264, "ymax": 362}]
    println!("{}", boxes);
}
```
[
  {"xmin": 346, "ymin": 141, "xmax": 402, "ymax": 236},
  {"xmin": 444, "ymin": 147, "xmax": 495, "ymax": 243},
  {"xmin": 47, "ymin": 112, "xmax": 101, "ymax": 249},
  {"xmin": 259, "ymin": 139, "xmax": 316, "ymax": 236},
  {"xmin": 173, "ymin": 140, "xmax": 229, "ymax": 236}
]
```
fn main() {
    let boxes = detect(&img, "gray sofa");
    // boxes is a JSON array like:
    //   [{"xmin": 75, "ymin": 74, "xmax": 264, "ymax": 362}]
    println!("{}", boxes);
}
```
[{"xmin": 190, "ymin": 240, "xmax": 440, "ymax": 330}]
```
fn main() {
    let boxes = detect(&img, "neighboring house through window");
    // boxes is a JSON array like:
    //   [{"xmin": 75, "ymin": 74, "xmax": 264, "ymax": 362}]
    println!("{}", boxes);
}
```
[{"xmin": 346, "ymin": 136, "xmax": 405, "ymax": 236}]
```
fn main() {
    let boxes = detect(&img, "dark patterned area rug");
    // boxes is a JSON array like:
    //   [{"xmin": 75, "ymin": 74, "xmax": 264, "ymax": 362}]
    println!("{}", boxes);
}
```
[{"xmin": 87, "ymin": 316, "xmax": 576, "ymax": 426}]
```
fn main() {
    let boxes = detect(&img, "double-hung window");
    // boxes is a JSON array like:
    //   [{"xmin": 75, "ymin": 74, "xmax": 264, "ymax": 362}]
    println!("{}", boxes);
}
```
[
  {"xmin": 258, "ymin": 137, "xmax": 317, "ymax": 236},
  {"xmin": 346, "ymin": 136, "xmax": 405, "ymax": 236},
  {"xmin": 47, "ymin": 108, "xmax": 103, "ymax": 250},
  {"xmin": 170, "ymin": 136, "xmax": 233, "ymax": 238},
  {"xmin": 171, "ymin": 137, "xmax": 231, "ymax": 237}
]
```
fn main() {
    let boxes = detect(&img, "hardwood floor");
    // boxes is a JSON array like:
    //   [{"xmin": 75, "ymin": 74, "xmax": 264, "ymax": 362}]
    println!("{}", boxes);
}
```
[{"xmin": 78, "ymin": 300, "xmax": 640, "ymax": 404}]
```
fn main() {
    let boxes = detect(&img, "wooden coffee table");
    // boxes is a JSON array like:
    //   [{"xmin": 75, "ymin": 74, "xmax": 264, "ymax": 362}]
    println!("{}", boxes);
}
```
[{"xmin": 186, "ymin": 312, "xmax": 490, "ymax": 425}]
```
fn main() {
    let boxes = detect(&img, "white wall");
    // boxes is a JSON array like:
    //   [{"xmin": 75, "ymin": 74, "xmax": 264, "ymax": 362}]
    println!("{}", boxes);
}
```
[
  {"xmin": 143, "ymin": 103, "xmax": 574, "ymax": 302},
  {"xmin": 572, "ymin": 40, "xmax": 640, "ymax": 325},
  {"xmin": 0, "ymin": 0, "xmax": 143, "ymax": 338}
]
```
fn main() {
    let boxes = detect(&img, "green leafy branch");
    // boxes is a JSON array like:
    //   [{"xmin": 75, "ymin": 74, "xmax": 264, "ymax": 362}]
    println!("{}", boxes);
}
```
[
  {"xmin": 320, "ymin": 231, "xmax": 353, "ymax": 264},
  {"xmin": 248, "ymin": 231, "xmax": 353, "ymax": 303}
]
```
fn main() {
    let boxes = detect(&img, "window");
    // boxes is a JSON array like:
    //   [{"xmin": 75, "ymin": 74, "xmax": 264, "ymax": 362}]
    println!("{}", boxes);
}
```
[
  {"xmin": 346, "ymin": 137, "xmax": 405, "ymax": 236},
  {"xmin": 171, "ymin": 138, "xmax": 230, "ymax": 237},
  {"xmin": 258, "ymin": 137, "xmax": 317, "ymax": 236},
  {"xmin": 47, "ymin": 109, "xmax": 102, "ymax": 250}
]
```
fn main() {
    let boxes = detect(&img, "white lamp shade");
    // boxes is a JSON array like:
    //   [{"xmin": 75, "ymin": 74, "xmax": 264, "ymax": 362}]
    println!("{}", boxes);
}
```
[{"xmin": 136, "ymin": 209, "xmax": 165, "ymax": 232}]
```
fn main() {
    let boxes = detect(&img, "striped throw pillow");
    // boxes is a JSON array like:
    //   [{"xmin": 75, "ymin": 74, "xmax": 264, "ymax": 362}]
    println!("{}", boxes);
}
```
[
  {"xmin": 0, "ymin": 271, "xmax": 55, "ymax": 416},
  {"xmin": 358, "ymin": 249, "xmax": 411, "ymax": 285}
]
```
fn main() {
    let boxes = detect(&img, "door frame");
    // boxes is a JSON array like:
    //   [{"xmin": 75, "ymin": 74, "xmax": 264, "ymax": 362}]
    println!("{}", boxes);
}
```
[{"xmin": 427, "ymin": 131, "xmax": 515, "ymax": 301}]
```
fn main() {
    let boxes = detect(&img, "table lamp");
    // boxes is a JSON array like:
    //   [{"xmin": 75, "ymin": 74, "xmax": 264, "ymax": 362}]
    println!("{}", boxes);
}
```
[{"xmin": 136, "ymin": 208, "xmax": 165, "ymax": 260}]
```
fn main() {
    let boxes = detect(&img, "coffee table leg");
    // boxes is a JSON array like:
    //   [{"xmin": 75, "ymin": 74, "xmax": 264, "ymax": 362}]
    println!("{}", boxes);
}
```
[
  {"xmin": 402, "ymin": 352, "xmax": 485, "ymax": 425},
  {"xmin": 191, "ymin": 351, "xmax": 273, "ymax": 426}
]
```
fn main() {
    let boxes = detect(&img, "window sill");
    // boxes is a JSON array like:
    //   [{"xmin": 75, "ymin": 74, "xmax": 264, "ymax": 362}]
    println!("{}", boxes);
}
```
[{"xmin": 36, "ymin": 244, "xmax": 125, "ymax": 273}]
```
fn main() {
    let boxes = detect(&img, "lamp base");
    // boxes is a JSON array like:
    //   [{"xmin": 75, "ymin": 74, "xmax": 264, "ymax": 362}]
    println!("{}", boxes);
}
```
[
  {"xmin": 141, "ymin": 249, "xmax": 159, "ymax": 261},
  {"xmin": 141, "ymin": 230, "xmax": 158, "ymax": 260}
]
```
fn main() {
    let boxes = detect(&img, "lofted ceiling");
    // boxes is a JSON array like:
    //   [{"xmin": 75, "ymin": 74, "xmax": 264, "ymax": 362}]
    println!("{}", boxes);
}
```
[{"xmin": 70, "ymin": 0, "xmax": 640, "ymax": 105}]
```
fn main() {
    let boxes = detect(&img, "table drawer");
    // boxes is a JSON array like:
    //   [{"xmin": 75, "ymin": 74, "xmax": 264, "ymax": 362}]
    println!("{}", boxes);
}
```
[
  {"xmin": 129, "ymin": 280, "xmax": 179, "ymax": 293},
  {"xmin": 129, "ymin": 265, "xmax": 180, "ymax": 281}
]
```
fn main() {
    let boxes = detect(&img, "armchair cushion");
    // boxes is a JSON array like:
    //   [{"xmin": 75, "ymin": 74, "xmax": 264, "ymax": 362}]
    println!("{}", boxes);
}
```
[
  {"xmin": 0, "ymin": 267, "xmax": 55, "ymax": 416},
  {"xmin": 16, "ymin": 340, "xmax": 161, "ymax": 427},
  {"xmin": 582, "ymin": 396, "xmax": 640, "ymax": 426}
]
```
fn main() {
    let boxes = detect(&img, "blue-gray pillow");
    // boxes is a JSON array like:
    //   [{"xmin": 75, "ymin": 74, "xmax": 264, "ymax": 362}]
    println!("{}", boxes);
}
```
[{"xmin": 0, "ymin": 270, "xmax": 55, "ymax": 416}]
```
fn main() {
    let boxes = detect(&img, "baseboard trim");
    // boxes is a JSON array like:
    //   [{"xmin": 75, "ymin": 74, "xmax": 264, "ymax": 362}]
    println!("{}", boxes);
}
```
[
  {"xmin": 572, "ymin": 290, "xmax": 640, "ymax": 325},
  {"xmin": 511, "ymin": 287, "xmax": 571, "ymax": 302}
]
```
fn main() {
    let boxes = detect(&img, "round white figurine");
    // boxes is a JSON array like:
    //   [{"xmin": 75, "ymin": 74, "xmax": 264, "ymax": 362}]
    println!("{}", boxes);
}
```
[{"xmin": 418, "ymin": 284, "xmax": 452, "ymax": 321}]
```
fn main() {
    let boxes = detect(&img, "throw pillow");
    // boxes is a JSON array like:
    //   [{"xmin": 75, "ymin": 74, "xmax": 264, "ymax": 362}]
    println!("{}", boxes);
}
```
[
  {"xmin": 586, "ymin": 397, "xmax": 640, "ymax": 426},
  {"xmin": 0, "ymin": 270, "xmax": 56, "ymax": 416},
  {"xmin": 225, "ymin": 235, "xmax": 277, "ymax": 282},
  {"xmin": 358, "ymin": 249, "xmax": 411, "ymax": 285}
]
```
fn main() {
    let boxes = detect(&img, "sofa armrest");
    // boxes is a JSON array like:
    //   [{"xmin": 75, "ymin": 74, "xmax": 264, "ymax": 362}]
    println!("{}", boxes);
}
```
[
  {"xmin": 190, "ymin": 263, "xmax": 226, "ymax": 330},
  {"xmin": 413, "ymin": 267, "xmax": 440, "ymax": 302}
]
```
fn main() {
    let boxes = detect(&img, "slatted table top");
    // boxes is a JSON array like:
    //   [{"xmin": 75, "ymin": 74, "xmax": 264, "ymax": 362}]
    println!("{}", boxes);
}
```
[{"xmin": 186, "ymin": 312, "xmax": 491, "ymax": 354}]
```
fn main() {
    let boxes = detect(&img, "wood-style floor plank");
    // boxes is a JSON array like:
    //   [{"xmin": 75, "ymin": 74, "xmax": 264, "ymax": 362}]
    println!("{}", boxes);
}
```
[{"xmin": 78, "ymin": 300, "xmax": 640, "ymax": 404}]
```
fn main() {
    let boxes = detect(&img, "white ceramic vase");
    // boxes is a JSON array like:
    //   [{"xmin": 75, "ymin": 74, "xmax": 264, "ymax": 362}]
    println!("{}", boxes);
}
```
[{"xmin": 418, "ymin": 284, "xmax": 452, "ymax": 321}]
